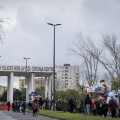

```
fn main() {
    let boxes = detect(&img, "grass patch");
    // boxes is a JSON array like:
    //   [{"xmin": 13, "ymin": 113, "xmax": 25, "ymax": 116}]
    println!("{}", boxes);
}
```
[{"xmin": 38, "ymin": 110, "xmax": 117, "ymax": 120}]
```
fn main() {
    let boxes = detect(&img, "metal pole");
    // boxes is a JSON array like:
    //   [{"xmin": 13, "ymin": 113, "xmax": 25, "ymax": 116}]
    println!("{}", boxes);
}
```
[
  {"xmin": 41, "ymin": 70, "xmax": 42, "ymax": 96},
  {"xmin": 51, "ymin": 77, "xmax": 52, "ymax": 101},
  {"xmin": 25, "ymin": 59, "xmax": 27, "ymax": 86},
  {"xmin": 26, "ymin": 59, "xmax": 27, "ymax": 77},
  {"xmin": 47, "ymin": 23, "xmax": 61, "ymax": 111},
  {"xmin": 23, "ymin": 57, "xmax": 30, "ymax": 101},
  {"xmin": 53, "ymin": 25, "xmax": 55, "ymax": 111}
]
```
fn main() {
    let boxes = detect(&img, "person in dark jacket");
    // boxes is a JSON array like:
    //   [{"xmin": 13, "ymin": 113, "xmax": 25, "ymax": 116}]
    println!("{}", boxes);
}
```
[
  {"xmin": 28, "ymin": 101, "xmax": 32, "ymax": 112},
  {"xmin": 80, "ymin": 100, "xmax": 84, "ymax": 113},
  {"xmin": 69, "ymin": 97, "xmax": 74, "ymax": 113},
  {"xmin": 97, "ymin": 99, "xmax": 103, "ymax": 116},
  {"xmin": 22, "ymin": 102, "xmax": 26, "ymax": 115},
  {"xmin": 84, "ymin": 94, "xmax": 92, "ymax": 115},
  {"xmin": 7, "ymin": 101, "xmax": 10, "ymax": 111},
  {"xmin": 109, "ymin": 99, "xmax": 117, "ymax": 118},
  {"xmin": 12, "ymin": 101, "xmax": 15, "ymax": 112},
  {"xmin": 102, "ymin": 101, "xmax": 109, "ymax": 117},
  {"xmin": 38, "ymin": 97, "xmax": 43, "ymax": 109}
]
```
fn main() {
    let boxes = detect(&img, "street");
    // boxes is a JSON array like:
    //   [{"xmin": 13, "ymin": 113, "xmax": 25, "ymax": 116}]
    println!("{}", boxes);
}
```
[{"xmin": 0, "ymin": 110, "xmax": 59, "ymax": 120}]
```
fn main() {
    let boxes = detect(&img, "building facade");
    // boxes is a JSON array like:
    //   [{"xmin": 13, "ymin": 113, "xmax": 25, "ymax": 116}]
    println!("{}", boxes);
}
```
[
  {"xmin": 19, "ymin": 78, "xmax": 45, "ymax": 91},
  {"xmin": 0, "ymin": 85, "xmax": 7, "ymax": 96},
  {"xmin": 55, "ymin": 65, "xmax": 79, "ymax": 91}
]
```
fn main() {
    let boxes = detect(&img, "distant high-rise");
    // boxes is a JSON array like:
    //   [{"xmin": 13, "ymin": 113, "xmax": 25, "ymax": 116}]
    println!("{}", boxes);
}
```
[{"xmin": 55, "ymin": 65, "xmax": 79, "ymax": 91}]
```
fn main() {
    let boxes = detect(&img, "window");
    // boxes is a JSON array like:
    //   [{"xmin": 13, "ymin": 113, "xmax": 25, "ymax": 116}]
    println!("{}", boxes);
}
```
[
  {"xmin": 65, "ymin": 77, "xmax": 68, "ymax": 79},
  {"xmin": 65, "ymin": 67, "xmax": 68, "ymax": 69},
  {"xmin": 65, "ymin": 80, "xmax": 68, "ymax": 82},
  {"xmin": 65, "ymin": 83, "xmax": 68, "ymax": 88},
  {"xmin": 65, "ymin": 70, "xmax": 68, "ymax": 72},
  {"xmin": 62, "ymin": 77, "xmax": 64, "ymax": 79}
]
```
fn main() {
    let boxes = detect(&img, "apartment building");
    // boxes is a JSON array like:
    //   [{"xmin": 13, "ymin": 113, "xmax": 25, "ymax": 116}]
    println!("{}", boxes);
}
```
[
  {"xmin": 55, "ymin": 65, "xmax": 79, "ymax": 91},
  {"xmin": 0, "ymin": 85, "xmax": 7, "ymax": 96}
]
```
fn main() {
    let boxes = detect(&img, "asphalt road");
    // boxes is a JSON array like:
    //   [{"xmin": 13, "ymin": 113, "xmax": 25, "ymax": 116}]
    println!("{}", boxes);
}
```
[{"xmin": 1, "ymin": 110, "xmax": 59, "ymax": 120}]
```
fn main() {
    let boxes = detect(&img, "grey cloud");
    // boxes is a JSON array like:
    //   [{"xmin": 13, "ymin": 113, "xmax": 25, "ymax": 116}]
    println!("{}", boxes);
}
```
[{"xmin": 0, "ymin": 0, "xmax": 120, "ymax": 88}]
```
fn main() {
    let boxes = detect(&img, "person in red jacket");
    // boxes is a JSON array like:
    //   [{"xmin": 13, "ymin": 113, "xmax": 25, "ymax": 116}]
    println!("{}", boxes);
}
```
[{"xmin": 109, "ymin": 98, "xmax": 117, "ymax": 118}]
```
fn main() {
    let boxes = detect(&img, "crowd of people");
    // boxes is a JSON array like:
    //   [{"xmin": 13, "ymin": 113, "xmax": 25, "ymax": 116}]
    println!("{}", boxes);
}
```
[
  {"xmin": 68, "ymin": 94, "xmax": 120, "ymax": 118},
  {"xmin": 4, "ymin": 94, "xmax": 120, "ymax": 118},
  {"xmin": 6, "ymin": 98, "xmax": 42, "ymax": 116}
]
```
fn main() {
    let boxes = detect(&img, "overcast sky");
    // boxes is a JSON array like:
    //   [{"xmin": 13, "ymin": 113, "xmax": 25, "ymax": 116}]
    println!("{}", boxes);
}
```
[{"xmin": 0, "ymin": 0, "xmax": 120, "ymax": 88}]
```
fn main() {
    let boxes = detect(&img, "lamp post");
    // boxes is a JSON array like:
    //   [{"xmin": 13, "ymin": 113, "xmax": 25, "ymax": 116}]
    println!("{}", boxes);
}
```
[
  {"xmin": 40, "ymin": 67, "xmax": 43, "ymax": 97},
  {"xmin": 23, "ymin": 57, "xmax": 30, "ymax": 77},
  {"xmin": 23, "ymin": 57, "xmax": 30, "ymax": 101},
  {"xmin": 47, "ymin": 23, "xmax": 61, "ymax": 111}
]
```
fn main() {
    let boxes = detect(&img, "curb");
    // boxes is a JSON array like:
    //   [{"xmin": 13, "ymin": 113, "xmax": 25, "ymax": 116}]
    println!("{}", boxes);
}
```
[
  {"xmin": 38, "ymin": 113, "xmax": 66, "ymax": 120},
  {"xmin": 26, "ymin": 111, "xmax": 66, "ymax": 120}
]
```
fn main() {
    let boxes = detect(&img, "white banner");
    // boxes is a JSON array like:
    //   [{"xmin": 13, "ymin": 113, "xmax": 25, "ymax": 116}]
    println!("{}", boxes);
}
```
[{"xmin": 0, "ymin": 65, "xmax": 53, "ymax": 72}]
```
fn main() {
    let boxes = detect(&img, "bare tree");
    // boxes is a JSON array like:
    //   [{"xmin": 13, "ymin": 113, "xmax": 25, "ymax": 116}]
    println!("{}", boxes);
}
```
[
  {"xmin": 85, "ymin": 34, "xmax": 120, "ymax": 106},
  {"xmin": 68, "ymin": 33, "xmax": 103, "ymax": 86},
  {"xmin": 89, "ymin": 34, "xmax": 120, "ymax": 83}
]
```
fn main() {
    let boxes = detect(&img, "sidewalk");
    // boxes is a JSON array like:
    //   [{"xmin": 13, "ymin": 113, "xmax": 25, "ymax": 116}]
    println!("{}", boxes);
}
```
[
  {"xmin": 1, "ymin": 110, "xmax": 59, "ymax": 120},
  {"xmin": 0, "ymin": 111, "xmax": 17, "ymax": 120}
]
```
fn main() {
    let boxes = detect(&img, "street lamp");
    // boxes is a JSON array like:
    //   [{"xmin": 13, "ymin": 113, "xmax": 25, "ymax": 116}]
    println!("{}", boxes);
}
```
[
  {"xmin": 47, "ymin": 23, "xmax": 61, "ymax": 111},
  {"xmin": 23, "ymin": 57, "xmax": 30, "ymax": 77},
  {"xmin": 40, "ymin": 67, "xmax": 43, "ymax": 97},
  {"xmin": 23, "ymin": 57, "xmax": 30, "ymax": 101}
]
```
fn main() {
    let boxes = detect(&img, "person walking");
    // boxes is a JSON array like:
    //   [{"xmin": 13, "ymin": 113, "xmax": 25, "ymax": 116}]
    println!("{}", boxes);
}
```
[
  {"xmin": 92, "ymin": 100, "xmax": 97, "ymax": 116},
  {"xmin": 38, "ymin": 97, "xmax": 43, "ymax": 109},
  {"xmin": 32, "ymin": 101, "xmax": 37, "ymax": 116},
  {"xmin": 69, "ymin": 97, "xmax": 74, "ymax": 113},
  {"xmin": 102, "ymin": 101, "xmax": 109, "ymax": 117},
  {"xmin": 97, "ymin": 99, "xmax": 103, "ymax": 116},
  {"xmin": 22, "ymin": 101, "xmax": 26, "ymax": 115},
  {"xmin": 80, "ymin": 100, "xmax": 84, "ymax": 113},
  {"xmin": 73, "ymin": 100, "xmax": 76, "ymax": 113},
  {"xmin": 28, "ymin": 101, "xmax": 32, "ymax": 112},
  {"xmin": 84, "ymin": 94, "xmax": 92, "ymax": 115},
  {"xmin": 7, "ymin": 101, "xmax": 10, "ymax": 111},
  {"xmin": 109, "ymin": 98, "xmax": 117, "ymax": 118},
  {"xmin": 12, "ymin": 101, "xmax": 15, "ymax": 112}
]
